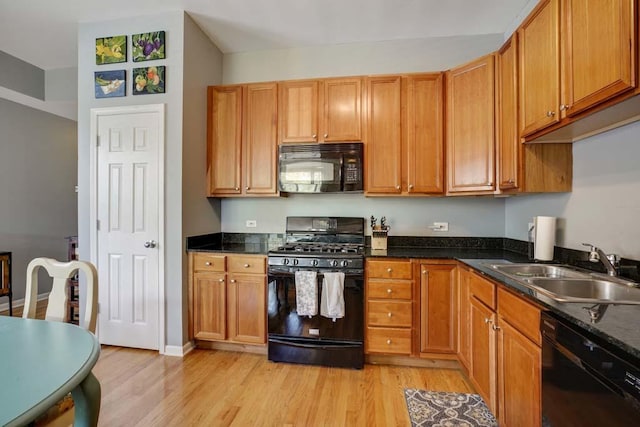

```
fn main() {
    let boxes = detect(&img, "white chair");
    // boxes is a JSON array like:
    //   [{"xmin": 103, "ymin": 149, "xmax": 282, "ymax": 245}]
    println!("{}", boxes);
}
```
[
  {"xmin": 22, "ymin": 257, "xmax": 98, "ymax": 333},
  {"xmin": 22, "ymin": 258, "xmax": 99, "ymax": 427}
]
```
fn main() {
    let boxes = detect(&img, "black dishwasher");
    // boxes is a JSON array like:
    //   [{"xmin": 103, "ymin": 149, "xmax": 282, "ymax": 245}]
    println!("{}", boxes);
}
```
[{"xmin": 541, "ymin": 312, "xmax": 640, "ymax": 426}]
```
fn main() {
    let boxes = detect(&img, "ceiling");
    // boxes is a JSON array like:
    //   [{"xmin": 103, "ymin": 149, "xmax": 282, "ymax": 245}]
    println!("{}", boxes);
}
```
[{"xmin": 0, "ymin": 0, "xmax": 532, "ymax": 70}]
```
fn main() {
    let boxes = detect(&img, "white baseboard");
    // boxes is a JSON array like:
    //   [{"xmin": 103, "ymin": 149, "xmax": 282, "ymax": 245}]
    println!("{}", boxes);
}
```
[
  {"xmin": 0, "ymin": 292, "xmax": 50, "ymax": 313},
  {"xmin": 164, "ymin": 341, "xmax": 195, "ymax": 357}
]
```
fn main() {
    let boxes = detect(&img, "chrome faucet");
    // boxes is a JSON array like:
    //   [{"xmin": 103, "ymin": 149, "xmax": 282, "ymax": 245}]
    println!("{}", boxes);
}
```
[{"xmin": 582, "ymin": 243, "xmax": 620, "ymax": 276}]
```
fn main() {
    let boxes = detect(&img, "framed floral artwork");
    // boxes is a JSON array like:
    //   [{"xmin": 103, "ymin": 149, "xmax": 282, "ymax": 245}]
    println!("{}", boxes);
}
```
[
  {"xmin": 132, "ymin": 66, "xmax": 165, "ymax": 95},
  {"xmin": 96, "ymin": 35, "xmax": 127, "ymax": 64},
  {"xmin": 132, "ymin": 31, "xmax": 166, "ymax": 62},
  {"xmin": 94, "ymin": 70, "xmax": 126, "ymax": 98}
]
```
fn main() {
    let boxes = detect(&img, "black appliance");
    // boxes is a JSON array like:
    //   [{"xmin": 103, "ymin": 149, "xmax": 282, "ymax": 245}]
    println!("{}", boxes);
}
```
[
  {"xmin": 267, "ymin": 216, "xmax": 365, "ymax": 369},
  {"xmin": 278, "ymin": 143, "xmax": 363, "ymax": 193},
  {"xmin": 541, "ymin": 312, "xmax": 640, "ymax": 426}
]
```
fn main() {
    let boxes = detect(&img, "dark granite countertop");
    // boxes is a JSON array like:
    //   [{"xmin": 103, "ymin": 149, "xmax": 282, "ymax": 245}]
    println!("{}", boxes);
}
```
[
  {"xmin": 461, "ymin": 259, "xmax": 640, "ymax": 363},
  {"xmin": 365, "ymin": 247, "xmax": 530, "ymax": 262},
  {"xmin": 188, "ymin": 242, "xmax": 271, "ymax": 255}
]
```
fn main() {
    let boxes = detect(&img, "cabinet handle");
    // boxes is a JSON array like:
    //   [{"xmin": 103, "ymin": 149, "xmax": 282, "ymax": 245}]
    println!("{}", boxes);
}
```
[
  {"xmin": 386, "ymin": 339, "xmax": 392, "ymax": 345},
  {"xmin": 244, "ymin": 263, "xmax": 250, "ymax": 268},
  {"xmin": 492, "ymin": 324, "xmax": 501, "ymax": 331},
  {"xmin": 218, "ymin": 278, "xmax": 224, "ymax": 283},
  {"xmin": 324, "ymin": 133, "xmax": 328, "ymax": 138},
  {"xmin": 387, "ymin": 288, "xmax": 392, "ymax": 294},
  {"xmin": 387, "ymin": 268, "xmax": 392, "ymax": 273},
  {"xmin": 387, "ymin": 312, "xmax": 393, "ymax": 318},
  {"xmin": 205, "ymin": 261, "xmax": 212, "ymax": 266},
  {"xmin": 546, "ymin": 110, "xmax": 556, "ymax": 117}
]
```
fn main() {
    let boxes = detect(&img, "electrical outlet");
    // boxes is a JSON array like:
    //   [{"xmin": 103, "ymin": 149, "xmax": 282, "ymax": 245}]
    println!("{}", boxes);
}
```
[{"xmin": 246, "ymin": 220, "xmax": 257, "ymax": 228}]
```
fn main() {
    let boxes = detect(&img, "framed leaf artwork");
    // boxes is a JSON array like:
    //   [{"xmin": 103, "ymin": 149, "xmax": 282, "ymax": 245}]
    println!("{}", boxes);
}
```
[
  {"xmin": 94, "ymin": 70, "xmax": 126, "ymax": 98},
  {"xmin": 96, "ymin": 35, "xmax": 127, "ymax": 65},
  {"xmin": 132, "ymin": 31, "xmax": 166, "ymax": 62},
  {"xmin": 132, "ymin": 66, "xmax": 165, "ymax": 95}
]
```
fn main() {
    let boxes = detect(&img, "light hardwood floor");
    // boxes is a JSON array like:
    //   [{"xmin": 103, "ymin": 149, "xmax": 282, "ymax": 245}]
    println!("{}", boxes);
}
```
[{"xmin": 94, "ymin": 346, "xmax": 473, "ymax": 426}]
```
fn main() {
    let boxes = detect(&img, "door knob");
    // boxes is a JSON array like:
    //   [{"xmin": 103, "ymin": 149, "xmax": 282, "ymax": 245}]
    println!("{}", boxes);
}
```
[{"xmin": 144, "ymin": 240, "xmax": 157, "ymax": 248}]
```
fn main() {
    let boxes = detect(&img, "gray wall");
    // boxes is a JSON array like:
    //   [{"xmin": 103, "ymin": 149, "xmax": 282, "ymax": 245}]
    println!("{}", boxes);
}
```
[
  {"xmin": 181, "ymin": 13, "xmax": 224, "ymax": 341},
  {"xmin": 0, "ymin": 98, "xmax": 77, "ymax": 304},
  {"xmin": 77, "ymin": 11, "xmax": 187, "ymax": 348},
  {"xmin": 505, "ymin": 121, "xmax": 640, "ymax": 260},
  {"xmin": 0, "ymin": 50, "xmax": 44, "ymax": 100}
]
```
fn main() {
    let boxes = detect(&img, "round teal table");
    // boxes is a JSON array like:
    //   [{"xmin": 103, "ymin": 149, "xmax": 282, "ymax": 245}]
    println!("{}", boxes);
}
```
[{"xmin": 0, "ymin": 316, "xmax": 101, "ymax": 426}]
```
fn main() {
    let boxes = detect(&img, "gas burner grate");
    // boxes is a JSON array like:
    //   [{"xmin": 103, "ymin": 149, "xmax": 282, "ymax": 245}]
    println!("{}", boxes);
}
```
[{"xmin": 275, "ymin": 243, "xmax": 363, "ymax": 254}]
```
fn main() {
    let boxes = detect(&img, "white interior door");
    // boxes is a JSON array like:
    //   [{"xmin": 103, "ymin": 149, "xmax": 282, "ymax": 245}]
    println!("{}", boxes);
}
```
[{"xmin": 91, "ymin": 105, "xmax": 164, "ymax": 350}]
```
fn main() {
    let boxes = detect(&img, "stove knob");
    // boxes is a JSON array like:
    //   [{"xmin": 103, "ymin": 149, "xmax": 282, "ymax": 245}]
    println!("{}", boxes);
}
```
[
  {"xmin": 293, "ymin": 259, "xmax": 299, "ymax": 266},
  {"xmin": 330, "ymin": 260, "xmax": 339, "ymax": 267},
  {"xmin": 312, "ymin": 259, "xmax": 319, "ymax": 267},
  {"xmin": 282, "ymin": 258, "xmax": 290, "ymax": 265},
  {"xmin": 341, "ymin": 260, "xmax": 349, "ymax": 267}
]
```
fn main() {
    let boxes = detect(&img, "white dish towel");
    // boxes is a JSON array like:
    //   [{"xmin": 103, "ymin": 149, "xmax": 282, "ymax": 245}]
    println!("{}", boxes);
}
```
[
  {"xmin": 295, "ymin": 270, "xmax": 318, "ymax": 317},
  {"xmin": 321, "ymin": 272, "xmax": 345, "ymax": 321}
]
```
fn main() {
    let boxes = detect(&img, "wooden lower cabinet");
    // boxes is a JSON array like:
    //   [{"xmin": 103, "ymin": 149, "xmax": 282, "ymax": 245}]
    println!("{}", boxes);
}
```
[
  {"xmin": 419, "ymin": 263, "xmax": 457, "ymax": 354},
  {"xmin": 190, "ymin": 253, "xmax": 266, "ymax": 345},
  {"xmin": 469, "ymin": 295, "xmax": 498, "ymax": 413}
]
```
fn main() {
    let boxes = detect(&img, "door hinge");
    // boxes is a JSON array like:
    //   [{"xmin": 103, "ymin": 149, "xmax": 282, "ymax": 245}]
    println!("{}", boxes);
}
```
[
  {"xmin": 97, "ymin": 220, "xmax": 101, "ymax": 230},
  {"xmin": 96, "ymin": 135, "xmax": 100, "ymax": 146}
]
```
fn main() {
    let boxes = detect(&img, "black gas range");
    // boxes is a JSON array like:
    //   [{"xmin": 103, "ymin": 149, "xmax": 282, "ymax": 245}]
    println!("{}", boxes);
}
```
[{"xmin": 267, "ymin": 217, "xmax": 365, "ymax": 369}]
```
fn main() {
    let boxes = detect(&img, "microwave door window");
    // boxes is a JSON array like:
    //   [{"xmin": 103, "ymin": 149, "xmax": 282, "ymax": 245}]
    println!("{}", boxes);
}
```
[{"xmin": 280, "ymin": 160, "xmax": 341, "ymax": 192}]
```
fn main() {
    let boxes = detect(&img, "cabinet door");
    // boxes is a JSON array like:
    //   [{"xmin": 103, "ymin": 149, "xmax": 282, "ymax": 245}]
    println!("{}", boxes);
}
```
[
  {"xmin": 419, "ymin": 264, "xmax": 457, "ymax": 354},
  {"xmin": 193, "ymin": 272, "xmax": 226, "ymax": 340},
  {"xmin": 406, "ymin": 73, "xmax": 444, "ymax": 194},
  {"xmin": 227, "ymin": 273, "xmax": 266, "ymax": 344},
  {"xmin": 469, "ymin": 297, "xmax": 497, "ymax": 414},
  {"xmin": 208, "ymin": 86, "xmax": 242, "ymax": 195},
  {"xmin": 321, "ymin": 78, "xmax": 362, "ymax": 142},
  {"xmin": 497, "ymin": 36, "xmax": 520, "ymax": 191},
  {"xmin": 498, "ymin": 320, "xmax": 541, "ymax": 427},
  {"xmin": 457, "ymin": 268, "xmax": 471, "ymax": 370},
  {"xmin": 518, "ymin": 0, "xmax": 561, "ymax": 137},
  {"xmin": 563, "ymin": 0, "xmax": 635, "ymax": 117},
  {"xmin": 446, "ymin": 55, "xmax": 496, "ymax": 193},
  {"xmin": 365, "ymin": 75, "xmax": 402, "ymax": 194},
  {"xmin": 243, "ymin": 83, "xmax": 278, "ymax": 195},
  {"xmin": 278, "ymin": 80, "xmax": 319, "ymax": 143}
]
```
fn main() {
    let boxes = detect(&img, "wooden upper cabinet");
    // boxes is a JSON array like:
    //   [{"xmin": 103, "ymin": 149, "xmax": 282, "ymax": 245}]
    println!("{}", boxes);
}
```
[
  {"xmin": 208, "ymin": 85, "xmax": 242, "ymax": 195},
  {"xmin": 243, "ymin": 83, "xmax": 278, "ymax": 195},
  {"xmin": 406, "ymin": 73, "xmax": 444, "ymax": 194},
  {"xmin": 321, "ymin": 77, "xmax": 363, "ymax": 142},
  {"xmin": 518, "ymin": 0, "xmax": 561, "ymax": 137},
  {"xmin": 278, "ymin": 80, "xmax": 319, "ymax": 143},
  {"xmin": 562, "ymin": 0, "xmax": 635, "ymax": 117},
  {"xmin": 497, "ymin": 36, "xmax": 520, "ymax": 191},
  {"xmin": 446, "ymin": 55, "xmax": 496, "ymax": 194},
  {"xmin": 365, "ymin": 75, "xmax": 403, "ymax": 194}
]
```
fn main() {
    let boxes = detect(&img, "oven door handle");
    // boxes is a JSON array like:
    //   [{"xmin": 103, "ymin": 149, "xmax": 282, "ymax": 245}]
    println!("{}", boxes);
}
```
[{"xmin": 269, "ymin": 337, "xmax": 361, "ymax": 349}]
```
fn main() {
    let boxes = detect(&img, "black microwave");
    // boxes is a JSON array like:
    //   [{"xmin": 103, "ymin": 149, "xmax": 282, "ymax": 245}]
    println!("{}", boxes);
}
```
[{"xmin": 278, "ymin": 143, "xmax": 364, "ymax": 193}]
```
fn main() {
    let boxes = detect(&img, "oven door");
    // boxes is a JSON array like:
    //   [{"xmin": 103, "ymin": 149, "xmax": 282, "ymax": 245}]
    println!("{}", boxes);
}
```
[
  {"xmin": 278, "ymin": 154, "xmax": 342, "ymax": 193},
  {"xmin": 267, "ymin": 271, "xmax": 364, "ymax": 343}
]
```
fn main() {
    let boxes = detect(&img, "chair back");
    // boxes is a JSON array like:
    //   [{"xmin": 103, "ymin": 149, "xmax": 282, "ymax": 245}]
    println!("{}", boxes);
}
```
[{"xmin": 22, "ymin": 258, "xmax": 98, "ymax": 333}]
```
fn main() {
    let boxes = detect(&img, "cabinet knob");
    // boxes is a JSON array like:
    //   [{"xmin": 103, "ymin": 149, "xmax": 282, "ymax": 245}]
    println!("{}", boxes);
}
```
[
  {"xmin": 312, "ymin": 134, "xmax": 317, "ymax": 139},
  {"xmin": 387, "ymin": 268, "xmax": 392, "ymax": 273},
  {"xmin": 245, "ymin": 186, "xmax": 250, "ymax": 190},
  {"xmin": 387, "ymin": 312, "xmax": 393, "ymax": 318},
  {"xmin": 492, "ymin": 324, "xmax": 501, "ymax": 331},
  {"xmin": 205, "ymin": 261, "xmax": 212, "ymax": 266},
  {"xmin": 395, "ymin": 185, "xmax": 401, "ymax": 190},
  {"xmin": 234, "ymin": 187, "xmax": 239, "ymax": 191},
  {"xmin": 507, "ymin": 179, "xmax": 514, "ymax": 184},
  {"xmin": 230, "ymin": 279, "xmax": 237, "ymax": 283},
  {"xmin": 559, "ymin": 104, "xmax": 569, "ymax": 111},
  {"xmin": 487, "ymin": 181, "xmax": 493, "ymax": 186},
  {"xmin": 324, "ymin": 133, "xmax": 328, "ymax": 138},
  {"xmin": 422, "ymin": 270, "xmax": 427, "ymax": 275},
  {"xmin": 218, "ymin": 278, "xmax": 224, "ymax": 283},
  {"xmin": 484, "ymin": 317, "xmax": 492, "ymax": 324},
  {"xmin": 386, "ymin": 339, "xmax": 392, "ymax": 345},
  {"xmin": 546, "ymin": 110, "xmax": 556, "ymax": 117},
  {"xmin": 244, "ymin": 263, "xmax": 250, "ymax": 268},
  {"xmin": 408, "ymin": 184, "xmax": 414, "ymax": 189},
  {"xmin": 387, "ymin": 288, "xmax": 392, "ymax": 294}
]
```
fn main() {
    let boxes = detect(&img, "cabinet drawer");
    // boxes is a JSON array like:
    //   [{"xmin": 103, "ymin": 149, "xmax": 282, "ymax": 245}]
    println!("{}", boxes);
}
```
[
  {"xmin": 469, "ymin": 272, "xmax": 496, "ymax": 309},
  {"xmin": 367, "ymin": 280, "xmax": 412, "ymax": 300},
  {"xmin": 366, "ymin": 260, "xmax": 413, "ymax": 279},
  {"xmin": 227, "ymin": 255, "xmax": 266, "ymax": 274},
  {"xmin": 367, "ymin": 301, "xmax": 412, "ymax": 327},
  {"xmin": 193, "ymin": 253, "xmax": 226, "ymax": 272},
  {"xmin": 366, "ymin": 327, "xmax": 412, "ymax": 354},
  {"xmin": 498, "ymin": 287, "xmax": 541, "ymax": 346}
]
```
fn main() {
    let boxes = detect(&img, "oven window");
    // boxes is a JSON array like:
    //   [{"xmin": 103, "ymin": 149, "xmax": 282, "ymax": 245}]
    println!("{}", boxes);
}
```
[{"xmin": 280, "ymin": 160, "xmax": 339, "ymax": 185}]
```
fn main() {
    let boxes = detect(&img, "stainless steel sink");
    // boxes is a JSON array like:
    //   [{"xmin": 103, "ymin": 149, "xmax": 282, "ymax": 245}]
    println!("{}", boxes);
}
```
[
  {"xmin": 528, "ymin": 278, "xmax": 640, "ymax": 305},
  {"xmin": 488, "ymin": 263, "xmax": 590, "ymax": 279},
  {"xmin": 484, "ymin": 262, "xmax": 640, "ymax": 305}
]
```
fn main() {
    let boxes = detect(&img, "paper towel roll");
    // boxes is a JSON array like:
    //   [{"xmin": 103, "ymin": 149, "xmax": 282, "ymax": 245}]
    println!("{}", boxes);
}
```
[{"xmin": 534, "ymin": 216, "xmax": 556, "ymax": 261}]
